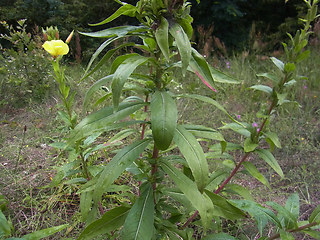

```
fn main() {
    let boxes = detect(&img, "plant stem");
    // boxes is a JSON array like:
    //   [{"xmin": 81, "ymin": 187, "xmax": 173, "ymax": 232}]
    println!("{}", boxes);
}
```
[
  {"xmin": 80, "ymin": 153, "xmax": 90, "ymax": 180},
  {"xmin": 268, "ymin": 222, "xmax": 319, "ymax": 240},
  {"xmin": 182, "ymin": 86, "xmax": 280, "ymax": 228},
  {"xmin": 15, "ymin": 125, "xmax": 27, "ymax": 170},
  {"xmin": 140, "ymin": 95, "xmax": 149, "ymax": 140},
  {"xmin": 151, "ymin": 145, "xmax": 159, "ymax": 204}
]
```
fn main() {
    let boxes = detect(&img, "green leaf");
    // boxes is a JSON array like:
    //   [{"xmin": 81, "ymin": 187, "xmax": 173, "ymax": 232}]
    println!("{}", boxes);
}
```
[
  {"xmin": 242, "ymin": 162, "xmax": 270, "ymax": 189},
  {"xmin": 276, "ymin": 92, "xmax": 289, "ymax": 106},
  {"xmin": 175, "ymin": 94, "xmax": 241, "ymax": 125},
  {"xmin": 77, "ymin": 206, "xmax": 130, "ymax": 240},
  {"xmin": 205, "ymin": 170, "xmax": 228, "ymax": 192},
  {"xmin": 209, "ymin": 66, "xmax": 239, "ymax": 84},
  {"xmin": 256, "ymin": 72, "xmax": 280, "ymax": 84},
  {"xmin": 151, "ymin": 91, "xmax": 177, "ymax": 150},
  {"xmin": 244, "ymin": 138, "xmax": 258, "ymax": 152},
  {"xmin": 230, "ymin": 200, "xmax": 281, "ymax": 234},
  {"xmin": 219, "ymin": 122, "xmax": 250, "ymax": 137},
  {"xmin": 284, "ymin": 62, "xmax": 296, "ymax": 73},
  {"xmin": 177, "ymin": 15, "xmax": 194, "ymax": 39},
  {"xmin": 83, "ymin": 75, "xmax": 113, "ymax": 110},
  {"xmin": 204, "ymin": 190, "xmax": 246, "ymax": 220},
  {"xmin": 189, "ymin": 48, "xmax": 216, "ymax": 92},
  {"xmin": 107, "ymin": 128, "xmax": 137, "ymax": 145},
  {"xmin": 285, "ymin": 193, "xmax": 300, "ymax": 219},
  {"xmin": 89, "ymin": 4, "xmax": 137, "ymax": 26},
  {"xmin": 0, "ymin": 210, "xmax": 10, "ymax": 237},
  {"xmin": 224, "ymin": 184, "xmax": 254, "ymax": 201},
  {"xmin": 202, "ymin": 232, "xmax": 238, "ymax": 240},
  {"xmin": 169, "ymin": 23, "xmax": 191, "ymax": 76},
  {"xmin": 303, "ymin": 229, "xmax": 320, "ymax": 239},
  {"xmin": 296, "ymin": 50, "xmax": 310, "ymax": 63},
  {"xmin": 270, "ymin": 57, "xmax": 285, "ymax": 72},
  {"xmin": 160, "ymin": 160, "xmax": 214, "ymax": 228},
  {"xmin": 93, "ymin": 138, "xmax": 151, "ymax": 203},
  {"xmin": 255, "ymin": 149, "xmax": 284, "ymax": 178},
  {"xmin": 309, "ymin": 205, "xmax": 320, "ymax": 223},
  {"xmin": 267, "ymin": 201, "xmax": 298, "ymax": 229},
  {"xmin": 79, "ymin": 25, "xmax": 148, "ymax": 38},
  {"xmin": 112, "ymin": 54, "xmax": 149, "ymax": 109},
  {"xmin": 264, "ymin": 131, "xmax": 281, "ymax": 149},
  {"xmin": 23, "ymin": 224, "xmax": 69, "ymax": 240},
  {"xmin": 121, "ymin": 183, "xmax": 154, "ymax": 240},
  {"xmin": 69, "ymin": 100, "xmax": 145, "ymax": 143},
  {"xmin": 82, "ymin": 41, "xmax": 134, "ymax": 82},
  {"xmin": 182, "ymin": 124, "xmax": 225, "ymax": 142},
  {"xmin": 155, "ymin": 17, "xmax": 170, "ymax": 62},
  {"xmin": 80, "ymin": 191, "xmax": 93, "ymax": 222},
  {"xmin": 279, "ymin": 229, "xmax": 295, "ymax": 240},
  {"xmin": 173, "ymin": 125, "xmax": 209, "ymax": 191},
  {"xmin": 249, "ymin": 85, "xmax": 273, "ymax": 94}
]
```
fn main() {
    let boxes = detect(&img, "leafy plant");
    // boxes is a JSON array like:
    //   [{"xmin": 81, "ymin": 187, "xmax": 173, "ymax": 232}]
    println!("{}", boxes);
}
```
[
  {"xmin": 0, "ymin": 19, "xmax": 53, "ymax": 107},
  {"xmin": 48, "ymin": 0, "xmax": 320, "ymax": 239}
]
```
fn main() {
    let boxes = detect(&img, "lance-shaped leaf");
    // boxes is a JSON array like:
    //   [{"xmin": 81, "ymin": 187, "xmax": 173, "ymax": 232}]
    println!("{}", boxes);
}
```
[
  {"xmin": 82, "ymin": 41, "xmax": 134, "ymax": 81},
  {"xmin": 69, "ymin": 101, "xmax": 146, "ymax": 143},
  {"xmin": 121, "ymin": 183, "xmax": 154, "ymax": 240},
  {"xmin": 22, "ymin": 224, "xmax": 69, "ymax": 240},
  {"xmin": 244, "ymin": 137, "xmax": 258, "ymax": 152},
  {"xmin": 155, "ymin": 17, "xmax": 170, "ymax": 62},
  {"xmin": 242, "ymin": 162, "xmax": 270, "ymax": 189},
  {"xmin": 209, "ymin": 65, "xmax": 239, "ymax": 84},
  {"xmin": 89, "ymin": 4, "xmax": 137, "ymax": 26},
  {"xmin": 309, "ymin": 205, "xmax": 320, "ymax": 224},
  {"xmin": 169, "ymin": 23, "xmax": 191, "ymax": 76},
  {"xmin": 80, "ymin": 191, "xmax": 93, "ymax": 223},
  {"xmin": 230, "ymin": 200, "xmax": 282, "ymax": 235},
  {"xmin": 266, "ymin": 201, "xmax": 298, "ymax": 229},
  {"xmin": 175, "ymin": 94, "xmax": 242, "ymax": 125},
  {"xmin": 204, "ymin": 190, "xmax": 245, "ymax": 220},
  {"xmin": 160, "ymin": 160, "xmax": 214, "ymax": 228},
  {"xmin": 220, "ymin": 122, "xmax": 250, "ymax": 137},
  {"xmin": 257, "ymin": 72, "xmax": 281, "ymax": 84},
  {"xmin": 0, "ymin": 210, "xmax": 10, "ymax": 237},
  {"xmin": 285, "ymin": 193, "xmax": 300, "ymax": 219},
  {"xmin": 173, "ymin": 125, "xmax": 209, "ymax": 191},
  {"xmin": 79, "ymin": 25, "xmax": 148, "ymax": 38},
  {"xmin": 224, "ymin": 184, "xmax": 254, "ymax": 201},
  {"xmin": 77, "ymin": 206, "xmax": 130, "ymax": 240},
  {"xmin": 112, "ymin": 54, "xmax": 149, "ymax": 109},
  {"xmin": 150, "ymin": 91, "xmax": 177, "ymax": 150},
  {"xmin": 264, "ymin": 131, "xmax": 282, "ymax": 150},
  {"xmin": 182, "ymin": 124, "xmax": 225, "ymax": 142},
  {"xmin": 255, "ymin": 149, "xmax": 284, "ymax": 178},
  {"xmin": 93, "ymin": 138, "xmax": 151, "ymax": 203},
  {"xmin": 183, "ymin": 124, "xmax": 227, "ymax": 152},
  {"xmin": 189, "ymin": 48, "xmax": 217, "ymax": 92},
  {"xmin": 270, "ymin": 57, "xmax": 285, "ymax": 72},
  {"xmin": 83, "ymin": 75, "xmax": 113, "ymax": 110},
  {"xmin": 249, "ymin": 85, "xmax": 273, "ymax": 95}
]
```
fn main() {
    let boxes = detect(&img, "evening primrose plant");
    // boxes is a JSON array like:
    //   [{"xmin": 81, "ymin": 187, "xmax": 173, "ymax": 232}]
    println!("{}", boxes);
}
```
[
  {"xmin": 42, "ymin": 30, "xmax": 76, "ymax": 129},
  {"xmin": 49, "ymin": 0, "xmax": 320, "ymax": 239}
]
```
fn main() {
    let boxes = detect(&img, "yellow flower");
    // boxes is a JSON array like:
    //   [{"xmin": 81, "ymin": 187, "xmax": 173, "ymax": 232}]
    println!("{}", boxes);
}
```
[{"xmin": 42, "ymin": 40, "xmax": 69, "ymax": 58}]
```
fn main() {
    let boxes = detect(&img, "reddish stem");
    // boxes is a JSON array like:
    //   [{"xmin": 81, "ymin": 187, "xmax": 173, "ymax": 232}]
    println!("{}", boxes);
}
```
[
  {"xmin": 151, "ymin": 146, "xmax": 159, "ymax": 204},
  {"xmin": 138, "ymin": 95, "xmax": 149, "ymax": 196},
  {"xmin": 268, "ymin": 221, "xmax": 318, "ymax": 240},
  {"xmin": 182, "ymin": 97, "xmax": 279, "ymax": 228}
]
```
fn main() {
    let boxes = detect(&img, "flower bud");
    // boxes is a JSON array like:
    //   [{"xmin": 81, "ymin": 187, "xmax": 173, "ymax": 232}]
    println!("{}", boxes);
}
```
[{"xmin": 65, "ymin": 30, "xmax": 74, "ymax": 44}]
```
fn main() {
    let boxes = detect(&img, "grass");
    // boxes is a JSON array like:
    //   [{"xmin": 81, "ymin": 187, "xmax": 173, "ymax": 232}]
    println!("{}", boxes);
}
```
[{"xmin": 0, "ymin": 46, "xmax": 320, "ymax": 239}]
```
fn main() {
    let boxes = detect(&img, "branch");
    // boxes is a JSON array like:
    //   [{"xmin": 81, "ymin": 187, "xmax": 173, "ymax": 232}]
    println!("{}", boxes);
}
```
[{"xmin": 268, "ymin": 221, "xmax": 319, "ymax": 240}]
